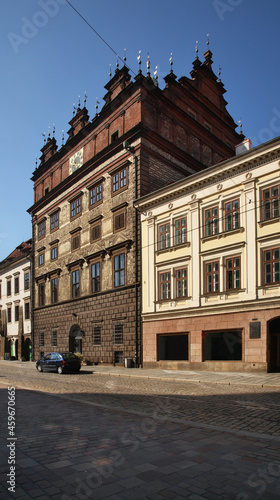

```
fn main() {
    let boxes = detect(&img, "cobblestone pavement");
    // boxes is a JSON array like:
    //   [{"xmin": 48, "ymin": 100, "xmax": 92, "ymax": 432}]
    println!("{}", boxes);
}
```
[{"xmin": 0, "ymin": 361, "xmax": 280, "ymax": 499}]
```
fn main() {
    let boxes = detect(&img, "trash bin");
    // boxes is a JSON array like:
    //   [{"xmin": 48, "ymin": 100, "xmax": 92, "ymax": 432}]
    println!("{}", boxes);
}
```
[
  {"xmin": 125, "ymin": 357, "xmax": 133, "ymax": 368},
  {"xmin": 4, "ymin": 353, "xmax": 10, "ymax": 360}
]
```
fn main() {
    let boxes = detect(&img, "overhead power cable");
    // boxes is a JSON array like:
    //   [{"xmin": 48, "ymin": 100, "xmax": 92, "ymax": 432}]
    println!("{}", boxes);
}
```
[{"xmin": 65, "ymin": 0, "xmax": 136, "ymax": 75}]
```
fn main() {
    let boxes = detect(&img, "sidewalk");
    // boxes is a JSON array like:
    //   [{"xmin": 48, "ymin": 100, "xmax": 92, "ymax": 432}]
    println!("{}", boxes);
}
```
[{"xmin": 1, "ymin": 359, "xmax": 280, "ymax": 388}]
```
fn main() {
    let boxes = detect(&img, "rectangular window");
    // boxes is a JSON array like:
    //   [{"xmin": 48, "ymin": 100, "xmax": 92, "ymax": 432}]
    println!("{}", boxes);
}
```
[
  {"xmin": 39, "ymin": 252, "xmax": 44, "ymax": 266},
  {"xmin": 52, "ymin": 331, "xmax": 57, "ymax": 347},
  {"xmin": 112, "ymin": 167, "xmax": 127, "ymax": 193},
  {"xmin": 51, "ymin": 245, "xmax": 58, "ymax": 260},
  {"xmin": 24, "ymin": 302, "xmax": 30, "ymax": 320},
  {"xmin": 114, "ymin": 210, "xmax": 126, "ymax": 232},
  {"xmin": 7, "ymin": 281, "xmax": 11, "ymax": 297},
  {"xmin": 91, "ymin": 262, "xmax": 100, "ymax": 293},
  {"xmin": 174, "ymin": 217, "xmax": 187, "ymax": 245},
  {"xmin": 224, "ymin": 199, "xmax": 239, "ymax": 231},
  {"xmin": 159, "ymin": 271, "xmax": 171, "ymax": 300},
  {"xmin": 38, "ymin": 282, "xmax": 45, "ymax": 307},
  {"xmin": 7, "ymin": 307, "xmax": 11, "ymax": 323},
  {"xmin": 113, "ymin": 324, "xmax": 123, "ymax": 344},
  {"xmin": 14, "ymin": 276, "xmax": 19, "ymax": 294},
  {"xmin": 72, "ymin": 270, "xmax": 80, "ymax": 298},
  {"xmin": 205, "ymin": 261, "xmax": 219, "ymax": 293},
  {"xmin": 71, "ymin": 233, "xmax": 80, "ymax": 251},
  {"xmin": 15, "ymin": 305, "xmax": 19, "ymax": 322},
  {"xmin": 90, "ymin": 222, "xmax": 101, "ymax": 242},
  {"xmin": 158, "ymin": 334, "xmax": 188, "ymax": 361},
  {"xmin": 70, "ymin": 197, "xmax": 81, "ymax": 219},
  {"xmin": 90, "ymin": 184, "xmax": 102, "ymax": 207},
  {"xmin": 114, "ymin": 351, "xmax": 123, "ymax": 364},
  {"xmin": 263, "ymin": 247, "xmax": 280, "ymax": 285},
  {"xmin": 38, "ymin": 220, "xmax": 46, "ymax": 239},
  {"xmin": 24, "ymin": 272, "xmax": 30, "ymax": 291},
  {"xmin": 50, "ymin": 212, "xmax": 59, "ymax": 231},
  {"xmin": 262, "ymin": 185, "xmax": 279, "ymax": 220},
  {"xmin": 175, "ymin": 268, "xmax": 187, "ymax": 298},
  {"xmin": 92, "ymin": 326, "xmax": 101, "ymax": 345},
  {"xmin": 114, "ymin": 253, "xmax": 125, "ymax": 287},
  {"xmin": 39, "ymin": 332, "xmax": 44, "ymax": 348},
  {"xmin": 225, "ymin": 256, "xmax": 241, "ymax": 290},
  {"xmin": 203, "ymin": 330, "xmax": 242, "ymax": 361},
  {"xmin": 51, "ymin": 277, "xmax": 58, "ymax": 304},
  {"xmin": 158, "ymin": 223, "xmax": 170, "ymax": 250},
  {"xmin": 204, "ymin": 206, "xmax": 219, "ymax": 237}
]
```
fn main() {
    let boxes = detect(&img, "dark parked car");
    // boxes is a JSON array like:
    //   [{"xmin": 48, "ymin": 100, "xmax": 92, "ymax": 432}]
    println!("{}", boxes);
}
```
[{"xmin": 36, "ymin": 352, "xmax": 81, "ymax": 374}]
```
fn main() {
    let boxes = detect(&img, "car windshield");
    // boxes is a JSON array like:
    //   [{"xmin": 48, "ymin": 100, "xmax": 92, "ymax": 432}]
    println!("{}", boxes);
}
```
[{"xmin": 61, "ymin": 353, "xmax": 78, "ymax": 360}]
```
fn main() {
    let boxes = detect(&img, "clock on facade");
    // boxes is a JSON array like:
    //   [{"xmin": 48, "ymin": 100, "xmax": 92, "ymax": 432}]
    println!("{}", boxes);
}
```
[{"xmin": 69, "ymin": 148, "xmax": 84, "ymax": 175}]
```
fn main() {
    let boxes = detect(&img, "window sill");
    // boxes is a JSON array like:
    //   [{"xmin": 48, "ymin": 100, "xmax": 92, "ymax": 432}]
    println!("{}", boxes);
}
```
[
  {"xmin": 201, "ymin": 227, "xmax": 244, "ymax": 243},
  {"xmin": 258, "ymin": 217, "xmax": 280, "ymax": 228},
  {"xmin": 156, "ymin": 242, "xmax": 190, "ymax": 255}
]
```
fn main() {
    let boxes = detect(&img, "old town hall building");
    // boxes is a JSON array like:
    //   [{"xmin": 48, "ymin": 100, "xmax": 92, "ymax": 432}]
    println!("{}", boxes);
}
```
[{"xmin": 28, "ymin": 50, "xmax": 242, "ymax": 366}]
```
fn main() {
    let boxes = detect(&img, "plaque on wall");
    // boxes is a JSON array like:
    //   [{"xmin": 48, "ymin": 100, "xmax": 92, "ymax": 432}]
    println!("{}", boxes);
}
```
[{"xmin": 249, "ymin": 322, "xmax": 261, "ymax": 339}]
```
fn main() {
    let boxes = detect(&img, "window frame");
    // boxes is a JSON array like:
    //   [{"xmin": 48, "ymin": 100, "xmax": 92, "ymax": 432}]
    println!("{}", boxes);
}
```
[
  {"xmin": 90, "ymin": 221, "xmax": 101, "ymax": 242},
  {"xmin": 38, "ymin": 251, "xmax": 44, "ymax": 267},
  {"xmin": 71, "ymin": 231, "xmax": 81, "ymax": 252},
  {"xmin": 7, "ymin": 307, "xmax": 12, "ymax": 323},
  {"xmin": 91, "ymin": 261, "xmax": 101, "ymax": 293},
  {"xmin": 159, "ymin": 271, "xmax": 171, "ymax": 301},
  {"xmin": 38, "ymin": 220, "xmax": 46, "ymax": 240},
  {"xmin": 158, "ymin": 222, "xmax": 170, "ymax": 251},
  {"xmin": 51, "ymin": 276, "xmax": 58, "ymax": 304},
  {"xmin": 51, "ymin": 244, "xmax": 58, "ymax": 261},
  {"xmin": 205, "ymin": 260, "xmax": 219, "ymax": 294},
  {"xmin": 24, "ymin": 272, "xmax": 30, "ymax": 291},
  {"xmin": 174, "ymin": 217, "xmax": 187, "ymax": 246},
  {"xmin": 24, "ymin": 301, "xmax": 30, "ymax": 320},
  {"xmin": 113, "ymin": 209, "xmax": 126, "ymax": 233},
  {"xmin": 71, "ymin": 269, "xmax": 80, "ymax": 298},
  {"xmin": 204, "ymin": 205, "xmax": 219, "ymax": 237},
  {"xmin": 89, "ymin": 183, "xmax": 103, "ymax": 208},
  {"xmin": 70, "ymin": 196, "xmax": 82, "ymax": 220},
  {"xmin": 14, "ymin": 304, "xmax": 19, "ymax": 322},
  {"xmin": 7, "ymin": 280, "xmax": 11, "ymax": 297},
  {"xmin": 14, "ymin": 276, "xmax": 19, "ymax": 294},
  {"xmin": 38, "ymin": 281, "xmax": 45, "ymax": 307},
  {"xmin": 92, "ymin": 325, "xmax": 101, "ymax": 345},
  {"xmin": 224, "ymin": 199, "xmax": 240, "ymax": 232},
  {"xmin": 111, "ymin": 166, "xmax": 127, "ymax": 195},
  {"xmin": 113, "ymin": 252, "xmax": 125, "ymax": 288},
  {"xmin": 51, "ymin": 330, "xmax": 58, "ymax": 347},
  {"xmin": 175, "ymin": 267, "xmax": 188, "ymax": 298},
  {"xmin": 225, "ymin": 256, "xmax": 241, "ymax": 291},
  {"xmin": 261, "ymin": 184, "xmax": 279, "ymax": 221},
  {"xmin": 39, "ymin": 332, "xmax": 44, "ymax": 348},
  {"xmin": 50, "ymin": 211, "xmax": 59, "ymax": 232},
  {"xmin": 263, "ymin": 247, "xmax": 280, "ymax": 285}
]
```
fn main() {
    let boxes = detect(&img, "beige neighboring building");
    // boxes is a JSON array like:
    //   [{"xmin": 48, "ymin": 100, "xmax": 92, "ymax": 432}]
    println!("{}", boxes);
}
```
[
  {"xmin": 0, "ymin": 240, "xmax": 32, "ymax": 360},
  {"xmin": 136, "ymin": 137, "xmax": 280, "ymax": 372}
]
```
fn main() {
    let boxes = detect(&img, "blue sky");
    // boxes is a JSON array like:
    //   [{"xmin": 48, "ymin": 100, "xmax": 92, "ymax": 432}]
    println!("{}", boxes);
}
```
[{"xmin": 1, "ymin": 0, "xmax": 280, "ymax": 261}]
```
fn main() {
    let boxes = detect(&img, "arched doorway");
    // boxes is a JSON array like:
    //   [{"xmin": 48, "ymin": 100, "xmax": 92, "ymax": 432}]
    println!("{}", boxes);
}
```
[
  {"xmin": 268, "ymin": 317, "xmax": 280, "ymax": 372},
  {"xmin": 69, "ymin": 324, "xmax": 84, "ymax": 353}
]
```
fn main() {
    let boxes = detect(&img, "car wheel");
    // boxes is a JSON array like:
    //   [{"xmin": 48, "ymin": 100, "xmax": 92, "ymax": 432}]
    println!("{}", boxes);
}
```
[
  {"xmin": 37, "ymin": 364, "xmax": 43, "ymax": 372},
  {"xmin": 57, "ymin": 366, "xmax": 63, "ymax": 375},
  {"xmin": 74, "ymin": 368, "xmax": 80, "ymax": 373}
]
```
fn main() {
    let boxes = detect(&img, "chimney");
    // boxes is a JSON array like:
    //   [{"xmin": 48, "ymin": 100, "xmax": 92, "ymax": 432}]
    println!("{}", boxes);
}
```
[{"xmin": 235, "ymin": 138, "xmax": 252, "ymax": 155}]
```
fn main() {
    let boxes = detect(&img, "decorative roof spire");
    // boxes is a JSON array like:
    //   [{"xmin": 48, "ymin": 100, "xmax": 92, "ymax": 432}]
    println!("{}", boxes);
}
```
[
  {"xmin": 123, "ymin": 48, "xmax": 127, "ymax": 66},
  {"xmin": 77, "ymin": 95, "xmax": 81, "ymax": 108},
  {"xmin": 146, "ymin": 53, "xmax": 150, "ymax": 76},
  {"xmin": 42, "ymin": 132, "xmax": 46, "ymax": 144},
  {"xmin": 95, "ymin": 98, "xmax": 100, "ymax": 116},
  {"xmin": 115, "ymin": 54, "xmax": 119, "ymax": 73},
  {"xmin": 169, "ymin": 52, "xmax": 173, "ymax": 73},
  {"xmin": 238, "ymin": 118, "xmax": 243, "ymax": 135},
  {"xmin": 153, "ymin": 66, "xmax": 158, "ymax": 86},
  {"xmin": 52, "ymin": 123, "xmax": 55, "ymax": 138},
  {"xmin": 218, "ymin": 65, "xmax": 222, "ymax": 82},
  {"xmin": 137, "ymin": 50, "xmax": 142, "ymax": 73},
  {"xmin": 109, "ymin": 64, "xmax": 112, "ymax": 79},
  {"xmin": 61, "ymin": 130, "xmax": 65, "ymax": 146},
  {"xmin": 207, "ymin": 33, "xmax": 210, "ymax": 49},
  {"xmin": 73, "ymin": 103, "xmax": 77, "ymax": 116},
  {"xmin": 83, "ymin": 91, "xmax": 87, "ymax": 107},
  {"xmin": 195, "ymin": 40, "xmax": 199, "ymax": 59}
]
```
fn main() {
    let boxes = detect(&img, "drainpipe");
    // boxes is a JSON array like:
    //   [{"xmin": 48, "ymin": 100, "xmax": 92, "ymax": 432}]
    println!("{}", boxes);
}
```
[{"xmin": 123, "ymin": 141, "xmax": 140, "ymax": 368}]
